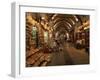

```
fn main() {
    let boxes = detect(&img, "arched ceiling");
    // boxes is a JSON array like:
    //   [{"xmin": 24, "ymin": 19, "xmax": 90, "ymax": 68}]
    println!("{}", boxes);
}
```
[
  {"xmin": 53, "ymin": 18, "xmax": 74, "ymax": 27},
  {"xmin": 53, "ymin": 21, "xmax": 73, "ymax": 32},
  {"xmin": 26, "ymin": 12, "xmax": 89, "ymax": 35}
]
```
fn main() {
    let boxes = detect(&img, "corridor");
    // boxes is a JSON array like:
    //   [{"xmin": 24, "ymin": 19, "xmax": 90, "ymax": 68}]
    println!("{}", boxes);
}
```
[{"xmin": 26, "ymin": 12, "xmax": 90, "ymax": 67}]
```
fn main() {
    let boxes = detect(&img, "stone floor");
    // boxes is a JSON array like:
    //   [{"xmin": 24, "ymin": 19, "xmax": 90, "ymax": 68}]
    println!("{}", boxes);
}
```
[
  {"xmin": 26, "ymin": 43, "xmax": 89, "ymax": 67},
  {"xmin": 47, "ymin": 43, "xmax": 89, "ymax": 66}
]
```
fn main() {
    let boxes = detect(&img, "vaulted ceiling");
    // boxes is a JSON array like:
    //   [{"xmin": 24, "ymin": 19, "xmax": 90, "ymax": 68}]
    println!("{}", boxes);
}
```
[{"xmin": 26, "ymin": 12, "xmax": 89, "ymax": 39}]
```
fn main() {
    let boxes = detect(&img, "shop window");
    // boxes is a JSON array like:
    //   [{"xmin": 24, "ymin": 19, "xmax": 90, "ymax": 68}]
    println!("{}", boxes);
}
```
[
  {"xmin": 44, "ymin": 31, "xmax": 48, "ymax": 43},
  {"xmin": 32, "ymin": 27, "xmax": 38, "ymax": 48}
]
